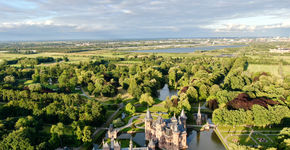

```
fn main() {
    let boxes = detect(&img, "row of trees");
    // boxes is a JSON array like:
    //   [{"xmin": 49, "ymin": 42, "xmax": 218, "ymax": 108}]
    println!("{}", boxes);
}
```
[{"xmin": 212, "ymin": 105, "xmax": 290, "ymax": 126}]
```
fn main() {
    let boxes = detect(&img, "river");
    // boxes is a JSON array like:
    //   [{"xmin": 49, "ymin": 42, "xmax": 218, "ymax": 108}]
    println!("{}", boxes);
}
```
[{"xmin": 129, "ymin": 45, "xmax": 246, "ymax": 53}]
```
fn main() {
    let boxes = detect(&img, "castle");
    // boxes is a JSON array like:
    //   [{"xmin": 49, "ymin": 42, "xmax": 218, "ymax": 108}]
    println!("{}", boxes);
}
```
[
  {"xmin": 100, "ymin": 109, "xmax": 188, "ymax": 150},
  {"xmin": 145, "ymin": 109, "xmax": 188, "ymax": 150}
]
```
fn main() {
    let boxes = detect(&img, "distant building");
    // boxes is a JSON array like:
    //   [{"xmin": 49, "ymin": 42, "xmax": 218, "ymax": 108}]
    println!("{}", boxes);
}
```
[{"xmin": 145, "ymin": 109, "xmax": 188, "ymax": 150}]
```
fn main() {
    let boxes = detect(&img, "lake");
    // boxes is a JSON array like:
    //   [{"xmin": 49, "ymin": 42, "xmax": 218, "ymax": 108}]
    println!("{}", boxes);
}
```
[{"xmin": 129, "ymin": 45, "xmax": 246, "ymax": 53}]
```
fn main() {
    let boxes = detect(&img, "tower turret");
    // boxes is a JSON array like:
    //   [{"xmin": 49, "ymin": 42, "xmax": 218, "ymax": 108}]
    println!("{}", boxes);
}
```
[
  {"xmin": 129, "ymin": 137, "xmax": 133, "ymax": 150},
  {"xmin": 145, "ymin": 108, "xmax": 153, "ymax": 120},
  {"xmin": 148, "ymin": 139, "xmax": 156, "ymax": 150},
  {"xmin": 180, "ymin": 109, "xmax": 187, "ymax": 129},
  {"xmin": 196, "ymin": 103, "xmax": 202, "ymax": 125},
  {"xmin": 145, "ymin": 109, "xmax": 153, "ymax": 140},
  {"xmin": 173, "ymin": 123, "xmax": 180, "ymax": 149}
]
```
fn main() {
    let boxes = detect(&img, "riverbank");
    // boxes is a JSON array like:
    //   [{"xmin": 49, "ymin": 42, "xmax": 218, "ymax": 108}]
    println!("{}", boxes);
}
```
[{"xmin": 215, "ymin": 127, "xmax": 230, "ymax": 150}]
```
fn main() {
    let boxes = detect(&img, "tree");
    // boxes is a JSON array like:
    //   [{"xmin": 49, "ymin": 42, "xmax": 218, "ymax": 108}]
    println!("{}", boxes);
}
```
[
  {"xmin": 50, "ymin": 122, "xmax": 64, "ymax": 146},
  {"xmin": 125, "ymin": 103, "xmax": 136, "ymax": 114},
  {"xmin": 112, "ymin": 118, "xmax": 125, "ymax": 127},
  {"xmin": 32, "ymin": 69, "xmax": 40, "ymax": 82},
  {"xmin": 4, "ymin": 75, "xmax": 15, "ymax": 83},
  {"xmin": 82, "ymin": 126, "xmax": 92, "ymax": 143},
  {"xmin": 76, "ymin": 126, "xmax": 82, "ymax": 140},
  {"xmin": 28, "ymin": 83, "xmax": 42, "ymax": 92},
  {"xmin": 87, "ymin": 82, "xmax": 95, "ymax": 94},
  {"xmin": 139, "ymin": 93, "xmax": 154, "ymax": 106},
  {"xmin": 278, "ymin": 127, "xmax": 290, "ymax": 150},
  {"xmin": 252, "ymin": 105, "xmax": 270, "ymax": 127},
  {"xmin": 0, "ymin": 129, "xmax": 34, "ymax": 150},
  {"xmin": 199, "ymin": 84, "xmax": 208, "ymax": 100},
  {"xmin": 178, "ymin": 93, "xmax": 191, "ymax": 111},
  {"xmin": 209, "ymin": 84, "xmax": 221, "ymax": 96},
  {"xmin": 128, "ymin": 78, "xmax": 142, "ymax": 98},
  {"xmin": 186, "ymin": 86, "xmax": 198, "ymax": 102},
  {"xmin": 58, "ymin": 70, "xmax": 76, "ymax": 92}
]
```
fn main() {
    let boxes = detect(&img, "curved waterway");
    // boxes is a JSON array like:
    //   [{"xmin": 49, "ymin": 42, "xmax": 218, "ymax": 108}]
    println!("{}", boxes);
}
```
[{"xmin": 129, "ymin": 45, "xmax": 246, "ymax": 53}]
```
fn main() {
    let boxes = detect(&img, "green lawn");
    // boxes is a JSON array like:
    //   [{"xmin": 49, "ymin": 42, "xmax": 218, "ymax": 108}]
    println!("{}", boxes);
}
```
[
  {"xmin": 217, "ymin": 125, "xmax": 282, "ymax": 149},
  {"xmin": 227, "ymin": 135, "xmax": 256, "ymax": 146}
]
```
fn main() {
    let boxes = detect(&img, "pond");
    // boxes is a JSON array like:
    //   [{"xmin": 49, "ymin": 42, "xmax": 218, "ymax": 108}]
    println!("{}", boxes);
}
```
[
  {"xmin": 157, "ymin": 84, "xmax": 178, "ymax": 101},
  {"xmin": 187, "ymin": 129, "xmax": 225, "ymax": 150},
  {"xmin": 129, "ymin": 45, "xmax": 246, "ymax": 53}
]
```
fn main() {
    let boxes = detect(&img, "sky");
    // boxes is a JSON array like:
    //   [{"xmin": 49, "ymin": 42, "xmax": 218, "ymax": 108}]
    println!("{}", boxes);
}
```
[{"xmin": 0, "ymin": 0, "xmax": 290, "ymax": 41}]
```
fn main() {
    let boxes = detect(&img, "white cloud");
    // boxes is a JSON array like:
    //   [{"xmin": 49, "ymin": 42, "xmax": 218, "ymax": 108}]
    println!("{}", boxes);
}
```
[
  {"xmin": 0, "ymin": 20, "xmax": 116, "ymax": 32},
  {"xmin": 263, "ymin": 21, "xmax": 290, "ymax": 29},
  {"xmin": 212, "ymin": 24, "xmax": 257, "ymax": 32},
  {"xmin": 1, "ymin": 0, "xmax": 290, "ymax": 40},
  {"xmin": 142, "ymin": 26, "xmax": 180, "ymax": 32},
  {"xmin": 121, "ymin": 9, "xmax": 133, "ymax": 14}
]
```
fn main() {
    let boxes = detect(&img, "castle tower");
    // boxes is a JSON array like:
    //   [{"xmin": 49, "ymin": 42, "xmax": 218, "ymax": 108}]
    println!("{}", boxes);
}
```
[
  {"xmin": 148, "ymin": 139, "xmax": 156, "ymax": 150},
  {"xmin": 181, "ymin": 131, "xmax": 188, "ymax": 149},
  {"xmin": 145, "ymin": 108, "xmax": 153, "ymax": 140},
  {"xmin": 171, "ymin": 113, "xmax": 178, "ymax": 123},
  {"xmin": 111, "ymin": 138, "xmax": 115, "ymax": 149},
  {"xmin": 129, "ymin": 137, "xmax": 133, "ymax": 150},
  {"xmin": 102, "ymin": 140, "xmax": 110, "ymax": 150},
  {"xmin": 172, "ymin": 124, "xmax": 180, "ymax": 149},
  {"xmin": 180, "ymin": 109, "xmax": 187, "ymax": 129},
  {"xmin": 114, "ymin": 141, "xmax": 121, "ymax": 150},
  {"xmin": 196, "ymin": 103, "xmax": 202, "ymax": 125},
  {"xmin": 108, "ymin": 124, "xmax": 117, "ymax": 139}
]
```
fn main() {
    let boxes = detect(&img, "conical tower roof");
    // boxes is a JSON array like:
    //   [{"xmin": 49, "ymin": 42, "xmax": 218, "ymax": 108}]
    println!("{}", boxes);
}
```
[
  {"xmin": 114, "ymin": 141, "xmax": 120, "ymax": 147},
  {"xmin": 148, "ymin": 139, "xmax": 155, "ymax": 147},
  {"xmin": 103, "ymin": 142, "xmax": 110, "ymax": 148},
  {"xmin": 180, "ymin": 109, "xmax": 187, "ymax": 119},
  {"xmin": 198, "ymin": 103, "xmax": 201, "ymax": 117},
  {"xmin": 146, "ymin": 108, "xmax": 152, "ymax": 120},
  {"xmin": 171, "ymin": 113, "xmax": 177, "ymax": 122}
]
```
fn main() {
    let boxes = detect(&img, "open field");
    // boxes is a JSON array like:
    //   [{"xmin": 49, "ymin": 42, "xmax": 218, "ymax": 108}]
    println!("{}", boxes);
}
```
[{"xmin": 247, "ymin": 64, "xmax": 290, "ymax": 76}]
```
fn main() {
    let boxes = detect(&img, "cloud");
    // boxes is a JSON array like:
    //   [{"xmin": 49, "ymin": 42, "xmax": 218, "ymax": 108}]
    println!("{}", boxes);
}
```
[
  {"xmin": 263, "ymin": 21, "xmax": 290, "ymax": 29},
  {"xmin": 211, "ymin": 24, "xmax": 257, "ymax": 32},
  {"xmin": 0, "ymin": 20, "xmax": 116, "ymax": 33},
  {"xmin": 0, "ymin": 0, "xmax": 290, "ymax": 40}
]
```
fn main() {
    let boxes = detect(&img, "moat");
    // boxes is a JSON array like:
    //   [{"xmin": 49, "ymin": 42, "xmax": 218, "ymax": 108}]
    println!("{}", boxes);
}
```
[{"xmin": 158, "ymin": 84, "xmax": 225, "ymax": 150}]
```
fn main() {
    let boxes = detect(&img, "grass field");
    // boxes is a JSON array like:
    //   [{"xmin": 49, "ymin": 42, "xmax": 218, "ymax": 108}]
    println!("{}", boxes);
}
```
[
  {"xmin": 216, "ymin": 126, "xmax": 281, "ymax": 149},
  {"xmin": 247, "ymin": 64, "xmax": 290, "ymax": 76}
]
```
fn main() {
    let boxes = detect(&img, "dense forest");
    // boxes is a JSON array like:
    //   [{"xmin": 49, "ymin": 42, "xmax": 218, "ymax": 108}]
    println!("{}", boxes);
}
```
[{"xmin": 0, "ymin": 53, "xmax": 289, "ymax": 149}]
